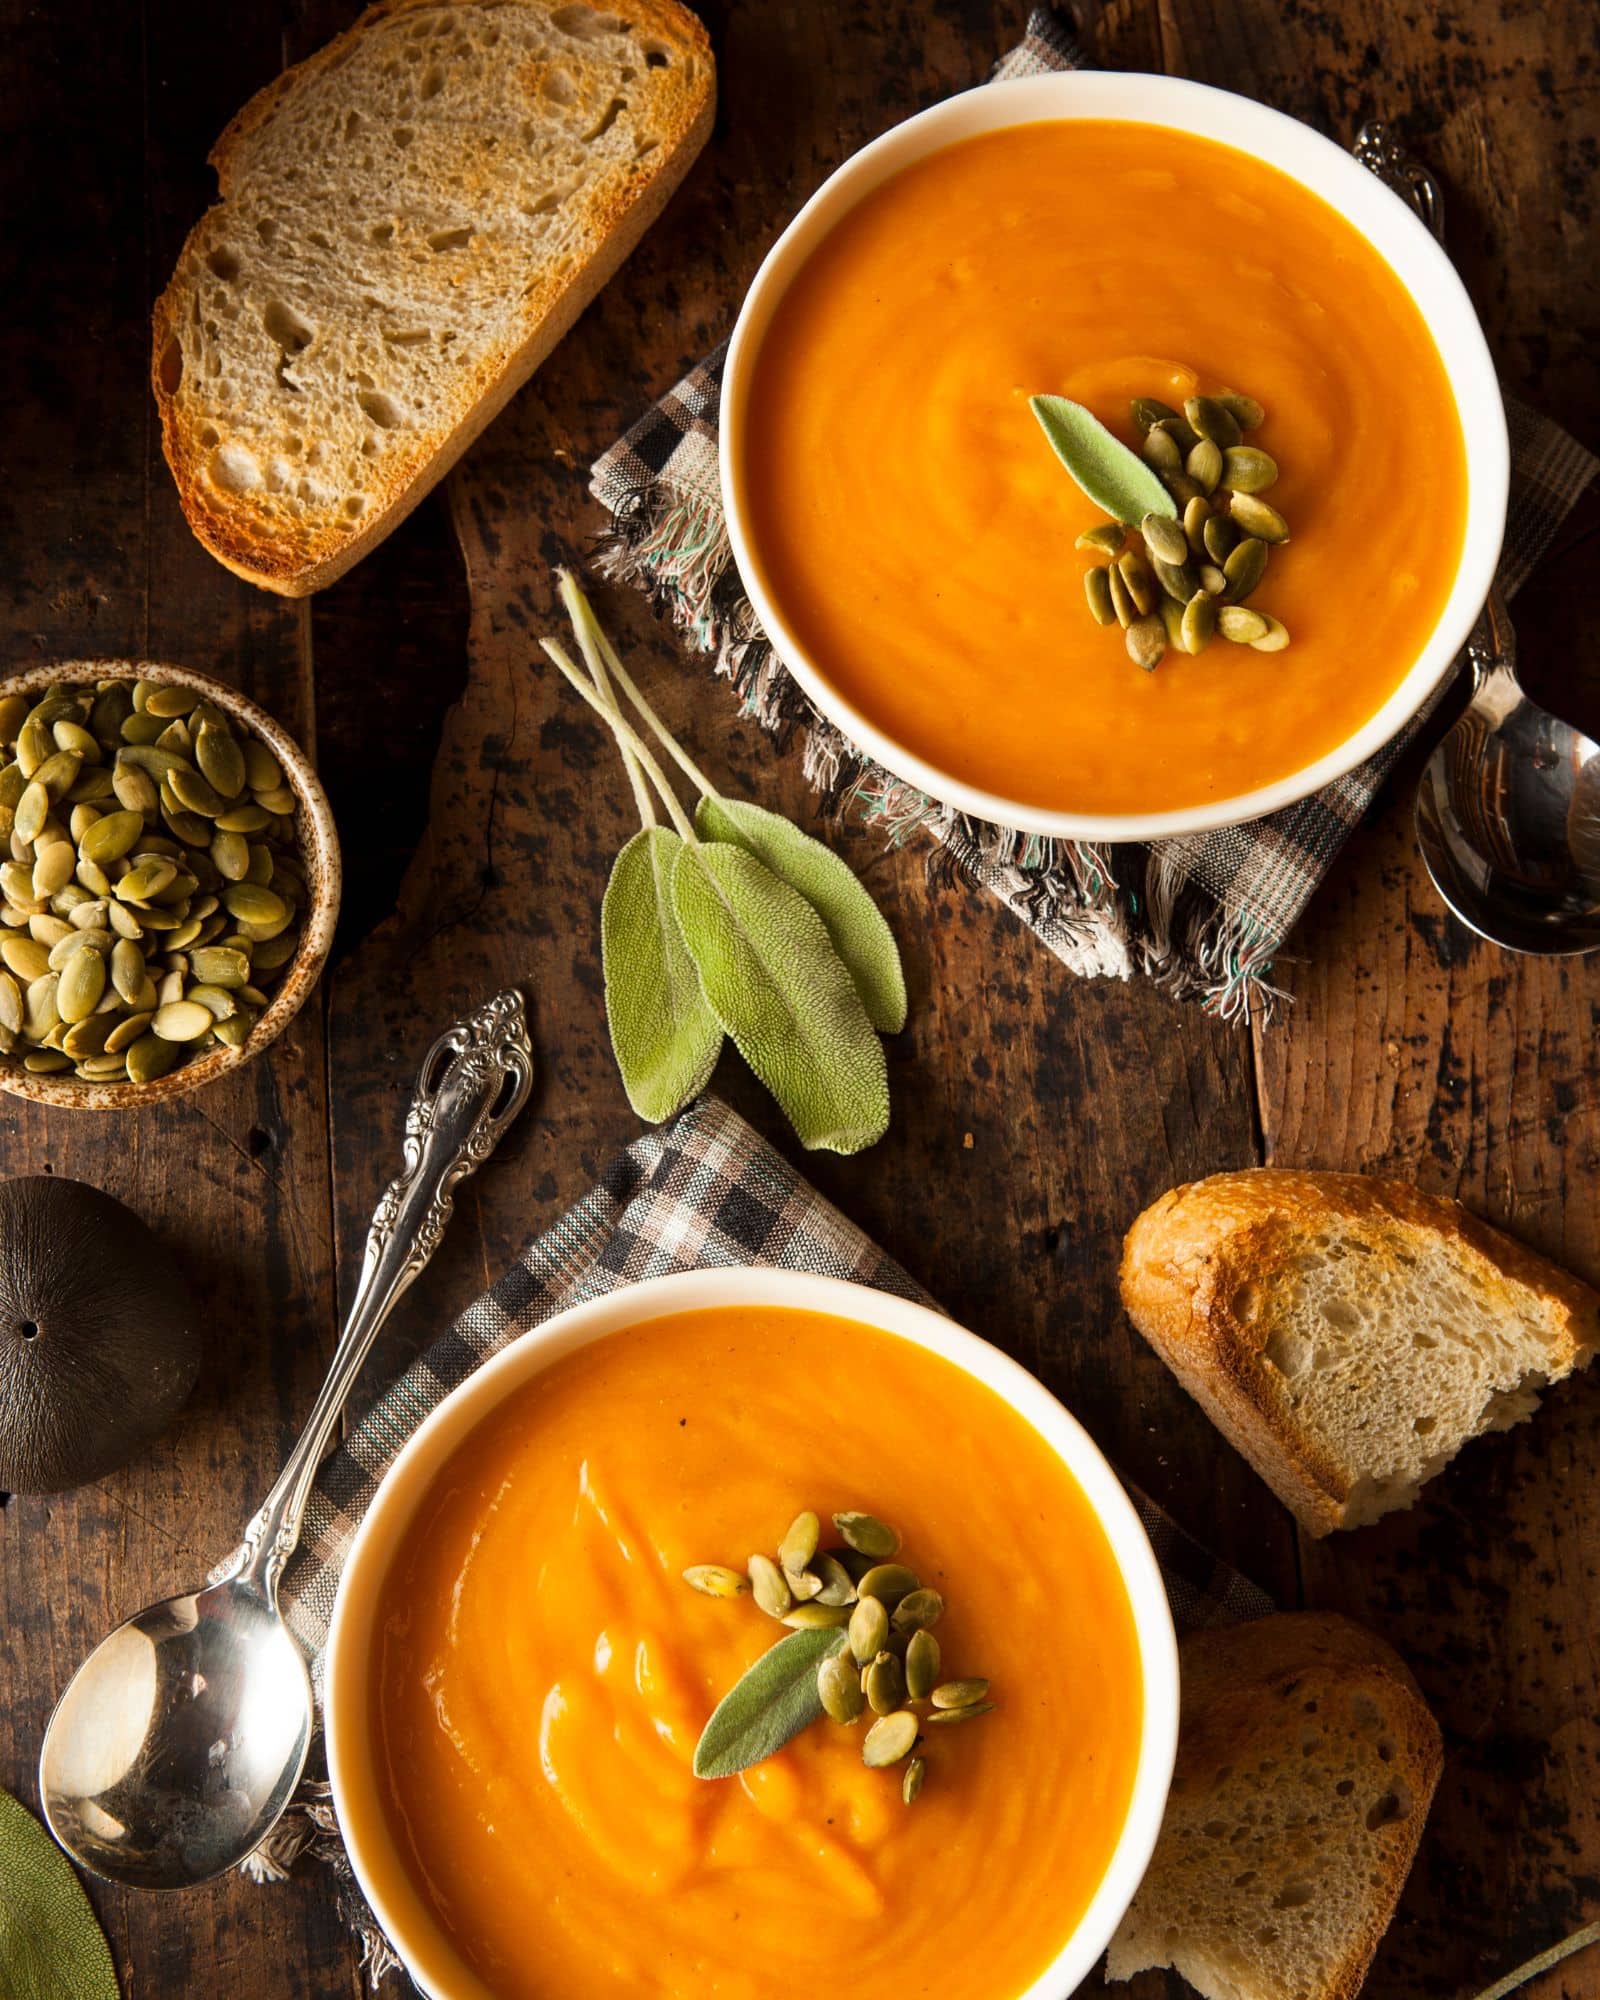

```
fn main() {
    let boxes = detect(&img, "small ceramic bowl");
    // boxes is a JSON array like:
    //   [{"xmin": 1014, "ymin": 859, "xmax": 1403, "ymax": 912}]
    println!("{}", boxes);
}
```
[
  {"xmin": 720, "ymin": 71, "xmax": 1509, "ymax": 842},
  {"xmin": 0, "ymin": 659, "xmax": 340, "ymax": 1108},
  {"xmin": 325, "ymin": 1267, "xmax": 1180, "ymax": 2000}
]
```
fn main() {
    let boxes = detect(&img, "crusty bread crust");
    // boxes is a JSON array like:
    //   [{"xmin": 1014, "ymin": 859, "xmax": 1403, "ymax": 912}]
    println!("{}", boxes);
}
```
[
  {"xmin": 1120, "ymin": 1170, "xmax": 1600, "ymax": 1535},
  {"xmin": 1108, "ymin": 1612, "xmax": 1444, "ymax": 2000},
  {"xmin": 151, "ymin": 0, "xmax": 714, "ymax": 596}
]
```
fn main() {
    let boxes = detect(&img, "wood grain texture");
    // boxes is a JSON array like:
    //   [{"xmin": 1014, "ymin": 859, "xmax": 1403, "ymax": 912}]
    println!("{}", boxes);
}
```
[{"xmin": 0, "ymin": 0, "xmax": 1593, "ymax": 1995}]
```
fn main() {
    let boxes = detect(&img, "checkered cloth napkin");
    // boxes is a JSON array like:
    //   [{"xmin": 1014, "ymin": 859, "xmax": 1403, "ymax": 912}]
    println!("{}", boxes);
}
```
[
  {"xmin": 256, "ymin": 1094, "xmax": 1269, "ymax": 1975},
  {"xmin": 590, "ymin": 6, "xmax": 1599, "ymax": 1018}
]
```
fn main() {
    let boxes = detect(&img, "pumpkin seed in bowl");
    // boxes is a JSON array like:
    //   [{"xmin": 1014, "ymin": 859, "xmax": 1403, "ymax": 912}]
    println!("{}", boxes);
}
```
[{"xmin": 0, "ymin": 676, "xmax": 323, "ymax": 1090}]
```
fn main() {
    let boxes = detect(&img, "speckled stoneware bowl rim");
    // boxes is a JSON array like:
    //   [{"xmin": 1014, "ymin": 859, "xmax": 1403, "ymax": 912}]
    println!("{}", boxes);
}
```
[
  {"xmin": 0, "ymin": 660, "xmax": 341, "ymax": 1109},
  {"xmin": 324, "ymin": 1269, "xmax": 1180, "ymax": 2000}
]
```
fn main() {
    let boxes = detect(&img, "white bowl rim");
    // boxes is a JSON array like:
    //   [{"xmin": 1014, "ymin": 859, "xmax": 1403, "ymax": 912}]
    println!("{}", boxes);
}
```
[
  {"xmin": 325, "ymin": 1266, "xmax": 1181, "ymax": 2000},
  {"xmin": 720, "ymin": 69, "xmax": 1509, "ymax": 843}
]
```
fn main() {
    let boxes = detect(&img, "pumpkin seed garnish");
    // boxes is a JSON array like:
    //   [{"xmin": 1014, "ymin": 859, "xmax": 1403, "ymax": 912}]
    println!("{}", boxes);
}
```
[
  {"xmin": 683, "ymin": 1564, "xmax": 749, "ymax": 1599},
  {"xmin": 1185, "ymin": 394, "xmax": 1242, "ymax": 447},
  {"xmin": 1218, "ymin": 605, "xmax": 1271, "ymax": 644},
  {"xmin": 862, "ymin": 1710, "xmax": 919, "ymax": 1768},
  {"xmin": 905, "ymin": 1626, "xmax": 940, "ymax": 1699},
  {"xmin": 1075, "ymin": 522, "xmax": 1126, "ymax": 557},
  {"xmin": 931, "ymin": 1678, "xmax": 991, "ymax": 1709},
  {"xmin": 833, "ymin": 1511, "xmax": 899, "ymax": 1559},
  {"xmin": 1250, "ymin": 614, "xmax": 1292, "ymax": 652},
  {"xmin": 748, "ymin": 1553, "xmax": 793, "ymax": 1620},
  {"xmin": 866, "ymin": 1651, "xmax": 907, "ymax": 1714},
  {"xmin": 818, "ymin": 1649, "xmax": 865, "ymax": 1724},
  {"xmin": 0, "ymin": 678, "xmax": 307, "ymax": 1086},
  {"xmin": 1141, "ymin": 513, "xmax": 1190, "ymax": 568},
  {"xmin": 902, "ymin": 1755, "xmax": 927, "ymax": 1804},
  {"xmin": 924, "ymin": 1702, "xmax": 995, "ymax": 1726},
  {"xmin": 857, "ymin": 1563, "xmax": 919, "ymax": 1607},
  {"xmin": 1126, "ymin": 615, "xmax": 1166, "ymax": 672},
  {"xmin": 891, "ymin": 1588, "xmax": 945, "ymax": 1633},
  {"xmin": 1228, "ymin": 491, "xmax": 1290, "ymax": 544},
  {"xmin": 1066, "ymin": 380, "xmax": 1291, "ymax": 663},
  {"xmin": 692, "ymin": 1505, "xmax": 993, "ymax": 1804}
]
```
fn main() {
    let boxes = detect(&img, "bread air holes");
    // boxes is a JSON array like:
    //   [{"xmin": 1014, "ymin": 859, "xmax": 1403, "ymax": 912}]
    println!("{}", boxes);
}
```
[
  {"xmin": 553, "ymin": 5, "xmax": 626, "ymax": 34},
  {"xmin": 427, "ymin": 226, "xmax": 473, "ymax": 253},
  {"xmin": 1263, "ymin": 1327, "xmax": 1311, "ymax": 1383},
  {"xmin": 1366, "ymin": 1780, "xmax": 1411, "ymax": 1830},
  {"xmin": 206, "ymin": 245, "xmax": 241, "ymax": 283},
  {"xmin": 1318, "ymin": 1296, "xmax": 1362, "ymax": 1334},
  {"xmin": 419, "ymin": 65, "xmax": 445, "ymax": 99},
  {"xmin": 208, "ymin": 442, "xmax": 263, "ymax": 494},
  {"xmin": 158, "ymin": 338, "xmax": 184, "ymax": 395},
  {"xmin": 357, "ymin": 389, "xmax": 404, "ymax": 429},
  {"xmin": 344, "ymin": 496, "xmax": 367, "ymax": 519},
  {"xmin": 543, "ymin": 66, "xmax": 577, "ymax": 104},
  {"xmin": 263, "ymin": 300, "xmax": 315, "ymax": 355},
  {"xmin": 1272, "ymin": 1880, "xmax": 1314, "ymax": 1910}
]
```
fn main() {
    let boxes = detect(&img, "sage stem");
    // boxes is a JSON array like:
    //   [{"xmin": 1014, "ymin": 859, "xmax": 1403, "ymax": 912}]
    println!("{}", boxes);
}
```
[
  {"xmin": 556, "ymin": 569, "xmax": 654, "ymax": 830},
  {"xmin": 564, "ymin": 577, "xmax": 719, "ymax": 801},
  {"xmin": 1465, "ymin": 1922, "xmax": 1600, "ymax": 2000},
  {"xmin": 539, "ymin": 640, "xmax": 696, "ymax": 843}
]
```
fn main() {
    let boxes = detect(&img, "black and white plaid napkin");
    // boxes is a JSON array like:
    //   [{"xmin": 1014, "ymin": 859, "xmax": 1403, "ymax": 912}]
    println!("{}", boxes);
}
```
[
  {"xmin": 255, "ymin": 1094, "xmax": 1270, "ymax": 1975},
  {"xmin": 590, "ymin": 7, "xmax": 1599, "ymax": 1017}
]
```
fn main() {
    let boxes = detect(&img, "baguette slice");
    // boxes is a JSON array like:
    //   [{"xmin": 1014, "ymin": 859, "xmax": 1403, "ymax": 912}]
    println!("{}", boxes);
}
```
[
  {"xmin": 1121, "ymin": 1169, "xmax": 1599, "ymax": 1534},
  {"xmin": 1106, "ymin": 1612, "xmax": 1443, "ymax": 2000},
  {"xmin": 152, "ymin": 0, "xmax": 713, "ymax": 595}
]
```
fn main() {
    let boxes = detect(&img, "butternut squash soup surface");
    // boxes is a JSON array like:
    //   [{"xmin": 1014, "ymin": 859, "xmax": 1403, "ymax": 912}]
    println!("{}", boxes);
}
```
[
  {"xmin": 734, "ymin": 119, "xmax": 1469, "ymax": 816},
  {"xmin": 362, "ymin": 1305, "xmax": 1145, "ymax": 1999}
]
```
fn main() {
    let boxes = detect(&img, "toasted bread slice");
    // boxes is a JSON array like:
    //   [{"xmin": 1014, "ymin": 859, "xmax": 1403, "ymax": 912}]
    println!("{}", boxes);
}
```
[
  {"xmin": 1106, "ymin": 1612, "xmax": 1442, "ymax": 2000},
  {"xmin": 1120, "ymin": 1169, "xmax": 1599, "ymax": 1534},
  {"xmin": 152, "ymin": 0, "xmax": 713, "ymax": 595}
]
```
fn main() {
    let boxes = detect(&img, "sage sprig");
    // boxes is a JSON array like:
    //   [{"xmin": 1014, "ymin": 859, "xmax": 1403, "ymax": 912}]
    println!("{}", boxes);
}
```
[
  {"xmin": 1030, "ymin": 393, "xmax": 1178, "ymax": 526},
  {"xmin": 541, "ymin": 573, "xmax": 904, "ymax": 1154},
  {"xmin": 692, "ymin": 1624, "xmax": 849, "ymax": 1780},
  {"xmin": 0, "ymin": 1787, "xmax": 120, "ymax": 2000}
]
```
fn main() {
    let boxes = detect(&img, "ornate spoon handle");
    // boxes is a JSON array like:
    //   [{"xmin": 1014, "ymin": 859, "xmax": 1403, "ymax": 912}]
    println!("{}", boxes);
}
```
[{"xmin": 232, "ymin": 989, "xmax": 535, "ymax": 1598}]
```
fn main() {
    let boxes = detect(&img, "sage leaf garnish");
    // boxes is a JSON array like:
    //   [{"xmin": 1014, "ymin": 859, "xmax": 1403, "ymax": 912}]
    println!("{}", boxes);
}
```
[
  {"xmin": 0, "ymin": 1787, "xmax": 120, "ymax": 2000},
  {"xmin": 694, "ymin": 795, "xmax": 906, "ymax": 1034},
  {"xmin": 539, "ymin": 571, "xmax": 905, "ymax": 1153},
  {"xmin": 602, "ymin": 827, "xmax": 722, "ymax": 1121},
  {"xmin": 671, "ymin": 842, "xmax": 890, "ymax": 1156},
  {"xmin": 692, "ymin": 1625, "xmax": 849, "ymax": 1780},
  {"xmin": 1029, "ymin": 393, "xmax": 1178, "ymax": 525}
]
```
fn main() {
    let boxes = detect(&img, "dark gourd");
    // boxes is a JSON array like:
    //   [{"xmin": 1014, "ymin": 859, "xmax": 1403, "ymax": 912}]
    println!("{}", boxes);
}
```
[{"xmin": 0, "ymin": 1177, "xmax": 199, "ymax": 1494}]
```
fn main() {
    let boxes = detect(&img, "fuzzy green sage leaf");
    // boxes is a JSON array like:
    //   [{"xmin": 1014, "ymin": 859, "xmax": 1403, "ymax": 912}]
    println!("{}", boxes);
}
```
[
  {"xmin": 694, "ymin": 795, "xmax": 906, "ymax": 1034},
  {"xmin": 672, "ymin": 842, "xmax": 890, "ymax": 1155},
  {"xmin": 0, "ymin": 1788, "xmax": 119, "ymax": 2000},
  {"xmin": 603, "ymin": 826, "xmax": 723, "ymax": 1120},
  {"xmin": 693, "ymin": 1625, "xmax": 849, "ymax": 1780},
  {"xmin": 1030, "ymin": 394, "xmax": 1178, "ymax": 525}
]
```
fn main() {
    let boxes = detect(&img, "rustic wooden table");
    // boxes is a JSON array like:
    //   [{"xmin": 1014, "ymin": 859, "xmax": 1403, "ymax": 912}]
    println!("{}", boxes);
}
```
[{"xmin": 2, "ymin": 1, "xmax": 1596, "ymax": 1994}]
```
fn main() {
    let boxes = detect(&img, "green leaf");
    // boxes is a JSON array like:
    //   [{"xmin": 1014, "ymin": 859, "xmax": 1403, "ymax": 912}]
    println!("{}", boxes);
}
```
[
  {"xmin": 671, "ymin": 843, "xmax": 890, "ymax": 1155},
  {"xmin": 694, "ymin": 796, "xmax": 907, "ymax": 1034},
  {"xmin": 602, "ymin": 827, "xmax": 723, "ymax": 1121},
  {"xmin": 693, "ymin": 1626, "xmax": 849, "ymax": 1779},
  {"xmin": 1029, "ymin": 393, "xmax": 1178, "ymax": 524},
  {"xmin": 0, "ymin": 1788, "xmax": 119, "ymax": 2000}
]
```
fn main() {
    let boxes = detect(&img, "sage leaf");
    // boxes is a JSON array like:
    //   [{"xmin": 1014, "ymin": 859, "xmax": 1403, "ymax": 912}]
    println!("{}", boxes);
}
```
[
  {"xmin": 0, "ymin": 1788, "xmax": 119, "ymax": 2000},
  {"xmin": 694, "ymin": 795, "xmax": 906, "ymax": 1033},
  {"xmin": 603, "ymin": 827, "xmax": 722, "ymax": 1121},
  {"xmin": 693, "ymin": 1625, "xmax": 849, "ymax": 1780},
  {"xmin": 671, "ymin": 843, "xmax": 890, "ymax": 1155},
  {"xmin": 1029, "ymin": 393, "xmax": 1178, "ymax": 525}
]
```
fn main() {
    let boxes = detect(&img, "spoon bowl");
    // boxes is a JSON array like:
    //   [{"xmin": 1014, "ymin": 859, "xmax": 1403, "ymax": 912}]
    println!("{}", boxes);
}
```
[
  {"xmin": 38, "ymin": 990, "xmax": 534, "ymax": 1889},
  {"xmin": 41, "ymin": 1580, "xmax": 312, "ymax": 1888},
  {"xmin": 1414, "ymin": 587, "xmax": 1600, "ymax": 954}
]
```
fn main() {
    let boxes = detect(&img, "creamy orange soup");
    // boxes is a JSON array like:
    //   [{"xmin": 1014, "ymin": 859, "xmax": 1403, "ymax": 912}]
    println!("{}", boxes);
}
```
[
  {"xmin": 358, "ymin": 1306, "xmax": 1145, "ymax": 1998},
  {"xmin": 734, "ymin": 120, "xmax": 1469, "ymax": 815}
]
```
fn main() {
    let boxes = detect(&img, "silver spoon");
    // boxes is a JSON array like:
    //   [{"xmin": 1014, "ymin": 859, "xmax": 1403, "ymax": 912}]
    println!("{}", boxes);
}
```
[
  {"xmin": 1415, "ymin": 587, "xmax": 1600, "ymax": 952},
  {"xmin": 1354, "ymin": 122, "xmax": 1600, "ymax": 954},
  {"xmin": 39, "ymin": 989, "xmax": 535, "ymax": 1889}
]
